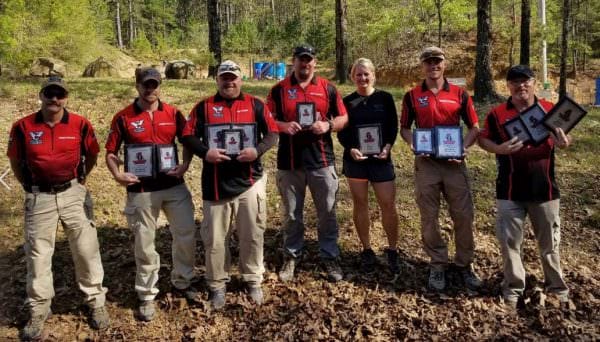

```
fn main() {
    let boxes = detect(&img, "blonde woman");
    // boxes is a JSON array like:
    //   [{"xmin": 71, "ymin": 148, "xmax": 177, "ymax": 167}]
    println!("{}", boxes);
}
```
[{"xmin": 338, "ymin": 58, "xmax": 400, "ymax": 274}]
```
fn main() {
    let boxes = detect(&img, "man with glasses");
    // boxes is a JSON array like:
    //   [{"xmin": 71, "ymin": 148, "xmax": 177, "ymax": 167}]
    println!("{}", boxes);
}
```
[
  {"xmin": 182, "ymin": 60, "xmax": 278, "ymax": 309},
  {"xmin": 478, "ymin": 65, "xmax": 572, "ymax": 311},
  {"xmin": 105, "ymin": 67, "xmax": 197, "ymax": 321},
  {"xmin": 8, "ymin": 77, "xmax": 109, "ymax": 339},
  {"xmin": 266, "ymin": 44, "xmax": 348, "ymax": 283},
  {"xmin": 400, "ymin": 46, "xmax": 482, "ymax": 292}
]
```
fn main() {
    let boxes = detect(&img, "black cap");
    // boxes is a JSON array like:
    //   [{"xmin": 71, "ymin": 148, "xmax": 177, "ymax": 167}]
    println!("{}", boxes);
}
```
[
  {"xmin": 506, "ymin": 65, "xmax": 535, "ymax": 80},
  {"xmin": 136, "ymin": 67, "xmax": 162, "ymax": 84},
  {"xmin": 41, "ymin": 76, "xmax": 68, "ymax": 92},
  {"xmin": 293, "ymin": 44, "xmax": 316, "ymax": 58}
]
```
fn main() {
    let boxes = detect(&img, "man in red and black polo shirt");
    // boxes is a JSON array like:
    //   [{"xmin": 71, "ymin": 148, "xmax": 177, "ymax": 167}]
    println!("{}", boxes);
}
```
[
  {"xmin": 7, "ymin": 77, "xmax": 109, "ymax": 339},
  {"xmin": 266, "ymin": 44, "xmax": 349, "ymax": 283},
  {"xmin": 105, "ymin": 68, "xmax": 196, "ymax": 321},
  {"xmin": 479, "ymin": 65, "xmax": 571, "ymax": 311},
  {"xmin": 182, "ymin": 60, "xmax": 278, "ymax": 309},
  {"xmin": 400, "ymin": 46, "xmax": 481, "ymax": 292}
]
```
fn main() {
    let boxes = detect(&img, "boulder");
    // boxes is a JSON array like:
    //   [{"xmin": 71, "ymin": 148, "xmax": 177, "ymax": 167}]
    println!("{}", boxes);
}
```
[
  {"xmin": 165, "ymin": 60, "xmax": 196, "ymax": 79},
  {"xmin": 82, "ymin": 57, "xmax": 119, "ymax": 77},
  {"xmin": 29, "ymin": 57, "xmax": 66, "ymax": 77}
]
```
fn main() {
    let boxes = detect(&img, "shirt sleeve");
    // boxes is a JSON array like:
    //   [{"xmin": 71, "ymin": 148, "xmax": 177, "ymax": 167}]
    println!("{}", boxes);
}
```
[
  {"xmin": 82, "ymin": 118, "xmax": 100, "ymax": 156},
  {"xmin": 480, "ymin": 109, "xmax": 501, "ymax": 143},
  {"xmin": 266, "ymin": 84, "xmax": 284, "ymax": 121},
  {"xmin": 384, "ymin": 92, "xmax": 399, "ymax": 146},
  {"xmin": 105, "ymin": 113, "xmax": 124, "ymax": 154},
  {"xmin": 459, "ymin": 89, "xmax": 479, "ymax": 128},
  {"xmin": 175, "ymin": 109, "xmax": 187, "ymax": 142},
  {"xmin": 326, "ymin": 82, "xmax": 348, "ymax": 118},
  {"xmin": 182, "ymin": 101, "xmax": 209, "ymax": 159},
  {"xmin": 7, "ymin": 121, "xmax": 24, "ymax": 159},
  {"xmin": 400, "ymin": 91, "xmax": 415, "ymax": 129}
]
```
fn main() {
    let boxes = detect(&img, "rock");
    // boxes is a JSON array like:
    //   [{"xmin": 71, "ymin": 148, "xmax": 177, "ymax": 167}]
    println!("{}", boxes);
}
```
[
  {"xmin": 29, "ymin": 57, "xmax": 66, "ymax": 77},
  {"xmin": 165, "ymin": 60, "xmax": 196, "ymax": 79},
  {"xmin": 82, "ymin": 57, "xmax": 119, "ymax": 77}
]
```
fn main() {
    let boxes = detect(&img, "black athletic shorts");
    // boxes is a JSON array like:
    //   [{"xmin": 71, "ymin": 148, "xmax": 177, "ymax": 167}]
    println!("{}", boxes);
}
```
[{"xmin": 342, "ymin": 158, "xmax": 395, "ymax": 182}]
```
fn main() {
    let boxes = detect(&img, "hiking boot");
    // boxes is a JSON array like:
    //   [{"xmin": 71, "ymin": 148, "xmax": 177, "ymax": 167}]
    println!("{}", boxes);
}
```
[
  {"xmin": 137, "ymin": 300, "xmax": 155, "ymax": 322},
  {"xmin": 209, "ymin": 288, "xmax": 226, "ymax": 310},
  {"xmin": 90, "ymin": 306, "xmax": 110, "ymax": 330},
  {"xmin": 359, "ymin": 249, "xmax": 377, "ymax": 273},
  {"xmin": 323, "ymin": 259, "xmax": 343, "ymax": 282},
  {"xmin": 173, "ymin": 286, "xmax": 201, "ymax": 302},
  {"xmin": 279, "ymin": 256, "xmax": 297, "ymax": 282},
  {"xmin": 248, "ymin": 286, "xmax": 264, "ymax": 305},
  {"xmin": 385, "ymin": 248, "xmax": 400, "ymax": 274},
  {"xmin": 21, "ymin": 309, "xmax": 51, "ymax": 341},
  {"xmin": 428, "ymin": 267, "xmax": 446, "ymax": 291},
  {"xmin": 459, "ymin": 265, "xmax": 482, "ymax": 290}
]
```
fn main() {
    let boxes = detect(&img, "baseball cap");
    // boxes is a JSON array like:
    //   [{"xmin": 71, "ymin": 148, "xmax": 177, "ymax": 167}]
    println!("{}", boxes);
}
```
[
  {"xmin": 293, "ymin": 44, "xmax": 316, "ymax": 58},
  {"xmin": 136, "ymin": 67, "xmax": 162, "ymax": 84},
  {"xmin": 217, "ymin": 60, "xmax": 242, "ymax": 77},
  {"xmin": 419, "ymin": 46, "xmax": 445, "ymax": 62},
  {"xmin": 506, "ymin": 65, "xmax": 535, "ymax": 80},
  {"xmin": 41, "ymin": 76, "xmax": 68, "ymax": 93}
]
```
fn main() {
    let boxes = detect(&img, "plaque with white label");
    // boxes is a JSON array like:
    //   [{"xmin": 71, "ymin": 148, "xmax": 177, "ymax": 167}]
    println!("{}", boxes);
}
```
[
  {"xmin": 413, "ymin": 128, "xmax": 434, "ymax": 155},
  {"xmin": 124, "ymin": 144, "xmax": 154, "ymax": 178},
  {"xmin": 206, "ymin": 124, "xmax": 230, "ymax": 149},
  {"xmin": 157, "ymin": 144, "xmax": 178, "ymax": 172},
  {"xmin": 231, "ymin": 123, "xmax": 257, "ymax": 148},
  {"xmin": 504, "ymin": 116, "xmax": 532, "ymax": 144},
  {"xmin": 434, "ymin": 126, "xmax": 463, "ymax": 159},
  {"xmin": 357, "ymin": 124, "xmax": 382, "ymax": 156},
  {"xmin": 542, "ymin": 95, "xmax": 588, "ymax": 134},
  {"xmin": 221, "ymin": 129, "xmax": 244, "ymax": 156},
  {"xmin": 297, "ymin": 102, "xmax": 316, "ymax": 129},
  {"xmin": 520, "ymin": 103, "xmax": 549, "ymax": 145}
]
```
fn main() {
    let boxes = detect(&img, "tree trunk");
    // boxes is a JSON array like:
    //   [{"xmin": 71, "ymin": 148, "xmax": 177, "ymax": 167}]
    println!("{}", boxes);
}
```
[
  {"xmin": 128, "ymin": 0, "xmax": 134, "ymax": 44},
  {"xmin": 115, "ymin": 0, "xmax": 123, "ymax": 49},
  {"xmin": 520, "ymin": 0, "xmax": 530, "ymax": 65},
  {"xmin": 559, "ymin": 0, "xmax": 569, "ymax": 99},
  {"xmin": 207, "ymin": 0, "xmax": 222, "ymax": 77},
  {"xmin": 335, "ymin": 0, "xmax": 348, "ymax": 84},
  {"xmin": 435, "ymin": 0, "xmax": 443, "ymax": 48},
  {"xmin": 474, "ymin": 0, "xmax": 501, "ymax": 103},
  {"xmin": 509, "ymin": 0, "xmax": 516, "ymax": 66}
]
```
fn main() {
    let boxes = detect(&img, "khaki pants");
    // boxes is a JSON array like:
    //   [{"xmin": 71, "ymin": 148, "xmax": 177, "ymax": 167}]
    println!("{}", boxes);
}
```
[
  {"xmin": 496, "ymin": 199, "xmax": 568, "ymax": 301},
  {"xmin": 414, "ymin": 157, "xmax": 475, "ymax": 268},
  {"xmin": 124, "ymin": 183, "xmax": 196, "ymax": 301},
  {"xmin": 23, "ymin": 180, "xmax": 107, "ymax": 315},
  {"xmin": 201, "ymin": 176, "xmax": 267, "ymax": 291}
]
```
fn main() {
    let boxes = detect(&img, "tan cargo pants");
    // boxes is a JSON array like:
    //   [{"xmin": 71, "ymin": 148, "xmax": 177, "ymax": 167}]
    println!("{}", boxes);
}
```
[
  {"xmin": 200, "ymin": 176, "xmax": 267, "ymax": 291},
  {"xmin": 23, "ymin": 180, "xmax": 107, "ymax": 315}
]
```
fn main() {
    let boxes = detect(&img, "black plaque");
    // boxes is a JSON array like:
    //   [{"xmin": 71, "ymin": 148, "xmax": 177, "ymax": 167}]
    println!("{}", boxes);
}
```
[
  {"xmin": 413, "ymin": 128, "xmax": 434, "ymax": 155},
  {"xmin": 542, "ymin": 95, "xmax": 588, "ymax": 134},
  {"xmin": 296, "ymin": 102, "xmax": 316, "ymax": 129},
  {"xmin": 434, "ymin": 126, "xmax": 463, "ymax": 159},
  {"xmin": 124, "ymin": 144, "xmax": 155, "ymax": 178}
]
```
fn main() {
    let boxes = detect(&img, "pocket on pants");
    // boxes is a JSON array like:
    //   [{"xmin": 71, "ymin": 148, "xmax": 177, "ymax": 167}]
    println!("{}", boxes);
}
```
[
  {"xmin": 256, "ymin": 192, "xmax": 267, "ymax": 228},
  {"xmin": 24, "ymin": 194, "xmax": 36, "ymax": 212}
]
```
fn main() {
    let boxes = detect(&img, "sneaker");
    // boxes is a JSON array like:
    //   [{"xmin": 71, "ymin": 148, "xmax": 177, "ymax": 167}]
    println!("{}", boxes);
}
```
[
  {"xmin": 428, "ymin": 267, "xmax": 446, "ymax": 291},
  {"xmin": 90, "ymin": 306, "xmax": 110, "ymax": 330},
  {"xmin": 359, "ymin": 249, "xmax": 377, "ymax": 273},
  {"xmin": 323, "ymin": 259, "xmax": 343, "ymax": 282},
  {"xmin": 279, "ymin": 256, "xmax": 297, "ymax": 282},
  {"xmin": 209, "ymin": 288, "xmax": 226, "ymax": 310},
  {"xmin": 248, "ymin": 286, "xmax": 264, "ymax": 305},
  {"xmin": 459, "ymin": 265, "xmax": 482, "ymax": 290},
  {"xmin": 21, "ymin": 309, "xmax": 51, "ymax": 341},
  {"xmin": 385, "ymin": 248, "xmax": 400, "ymax": 274},
  {"xmin": 137, "ymin": 300, "xmax": 155, "ymax": 322},
  {"xmin": 173, "ymin": 286, "xmax": 201, "ymax": 302}
]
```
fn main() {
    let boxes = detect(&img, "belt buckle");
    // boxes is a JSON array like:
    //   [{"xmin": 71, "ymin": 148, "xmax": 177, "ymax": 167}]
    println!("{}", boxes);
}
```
[{"xmin": 51, "ymin": 181, "xmax": 72, "ymax": 193}]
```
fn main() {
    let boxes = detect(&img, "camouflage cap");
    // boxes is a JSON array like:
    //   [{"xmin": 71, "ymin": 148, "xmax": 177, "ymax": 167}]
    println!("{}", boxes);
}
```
[
  {"xmin": 419, "ymin": 46, "xmax": 445, "ymax": 62},
  {"xmin": 41, "ymin": 76, "xmax": 68, "ymax": 92}
]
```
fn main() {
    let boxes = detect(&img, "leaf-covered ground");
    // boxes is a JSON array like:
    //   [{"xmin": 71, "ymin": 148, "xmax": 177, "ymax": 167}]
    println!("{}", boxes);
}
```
[{"xmin": 0, "ymin": 78, "xmax": 599, "ymax": 340}]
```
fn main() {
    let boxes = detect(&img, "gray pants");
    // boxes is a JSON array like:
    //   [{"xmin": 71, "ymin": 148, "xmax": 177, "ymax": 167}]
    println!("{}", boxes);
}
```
[
  {"xmin": 277, "ymin": 167, "xmax": 340, "ymax": 259},
  {"xmin": 496, "ymin": 199, "xmax": 568, "ymax": 302}
]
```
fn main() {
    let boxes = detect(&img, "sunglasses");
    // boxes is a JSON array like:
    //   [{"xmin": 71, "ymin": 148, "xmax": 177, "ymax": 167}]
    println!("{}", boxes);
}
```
[
  {"xmin": 218, "ymin": 65, "xmax": 240, "ymax": 73},
  {"xmin": 43, "ymin": 88, "xmax": 67, "ymax": 99}
]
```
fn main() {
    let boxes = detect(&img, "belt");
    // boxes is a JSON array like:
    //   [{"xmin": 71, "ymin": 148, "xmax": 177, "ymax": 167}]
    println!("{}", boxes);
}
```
[{"xmin": 25, "ymin": 179, "xmax": 78, "ymax": 194}]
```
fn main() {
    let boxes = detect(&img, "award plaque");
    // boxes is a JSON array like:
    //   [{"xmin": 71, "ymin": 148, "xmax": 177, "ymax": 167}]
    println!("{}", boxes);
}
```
[
  {"xmin": 503, "ymin": 116, "xmax": 532, "ymax": 144},
  {"xmin": 157, "ymin": 144, "xmax": 179, "ymax": 172},
  {"xmin": 297, "ymin": 102, "xmax": 316, "ymax": 128},
  {"xmin": 124, "ymin": 144, "xmax": 154, "ymax": 178},
  {"xmin": 221, "ymin": 129, "xmax": 244, "ymax": 156},
  {"xmin": 542, "ymin": 95, "xmax": 588, "ymax": 134},
  {"xmin": 434, "ymin": 126, "xmax": 463, "ymax": 159},
  {"xmin": 413, "ymin": 128, "xmax": 434, "ymax": 155},
  {"xmin": 357, "ymin": 124, "xmax": 382, "ymax": 156},
  {"xmin": 520, "ymin": 103, "xmax": 550, "ymax": 145},
  {"xmin": 231, "ymin": 123, "xmax": 257, "ymax": 148},
  {"xmin": 206, "ymin": 124, "xmax": 230, "ymax": 149}
]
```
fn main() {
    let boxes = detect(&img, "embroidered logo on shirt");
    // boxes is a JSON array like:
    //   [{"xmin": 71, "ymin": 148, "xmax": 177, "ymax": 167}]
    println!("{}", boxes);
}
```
[
  {"xmin": 212, "ymin": 106, "xmax": 224, "ymax": 118},
  {"xmin": 131, "ymin": 120, "xmax": 145, "ymax": 133},
  {"xmin": 29, "ymin": 131, "xmax": 43, "ymax": 144},
  {"xmin": 287, "ymin": 89, "xmax": 298, "ymax": 100},
  {"xmin": 417, "ymin": 96, "xmax": 429, "ymax": 108}
]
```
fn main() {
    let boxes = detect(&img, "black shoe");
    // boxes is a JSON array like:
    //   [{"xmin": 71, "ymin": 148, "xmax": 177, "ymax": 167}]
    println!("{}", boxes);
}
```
[
  {"xmin": 173, "ymin": 285, "xmax": 201, "ymax": 302},
  {"xmin": 209, "ymin": 288, "xmax": 226, "ymax": 310},
  {"xmin": 459, "ymin": 265, "xmax": 482, "ymax": 290},
  {"xmin": 279, "ymin": 256, "xmax": 297, "ymax": 282},
  {"xmin": 384, "ymin": 248, "xmax": 400, "ymax": 274},
  {"xmin": 360, "ymin": 249, "xmax": 377, "ymax": 273},
  {"xmin": 21, "ymin": 309, "xmax": 51, "ymax": 341},
  {"xmin": 323, "ymin": 259, "xmax": 343, "ymax": 282}
]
